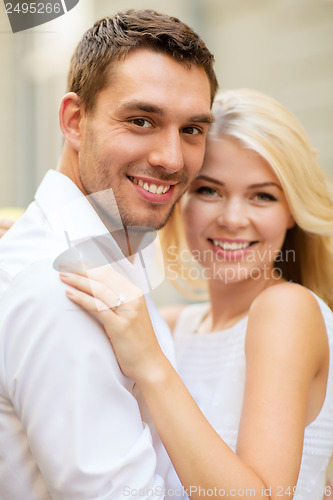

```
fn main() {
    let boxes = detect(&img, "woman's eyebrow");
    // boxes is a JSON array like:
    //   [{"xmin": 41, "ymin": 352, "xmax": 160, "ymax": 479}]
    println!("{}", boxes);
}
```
[
  {"xmin": 249, "ymin": 182, "xmax": 283, "ymax": 190},
  {"xmin": 195, "ymin": 175, "xmax": 224, "ymax": 185},
  {"xmin": 195, "ymin": 176, "xmax": 283, "ymax": 191}
]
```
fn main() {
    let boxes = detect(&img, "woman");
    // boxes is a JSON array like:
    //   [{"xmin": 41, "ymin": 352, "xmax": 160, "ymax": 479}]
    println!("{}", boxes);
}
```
[{"xmin": 60, "ymin": 89, "xmax": 333, "ymax": 499}]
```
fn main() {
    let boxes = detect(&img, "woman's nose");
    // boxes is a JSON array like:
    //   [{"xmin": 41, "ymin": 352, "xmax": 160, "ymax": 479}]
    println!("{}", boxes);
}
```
[{"xmin": 216, "ymin": 198, "xmax": 249, "ymax": 231}]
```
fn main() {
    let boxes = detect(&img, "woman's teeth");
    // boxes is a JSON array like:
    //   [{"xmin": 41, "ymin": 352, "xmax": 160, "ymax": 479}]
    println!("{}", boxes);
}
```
[
  {"xmin": 130, "ymin": 176, "xmax": 171, "ymax": 194},
  {"xmin": 212, "ymin": 240, "xmax": 252, "ymax": 251}
]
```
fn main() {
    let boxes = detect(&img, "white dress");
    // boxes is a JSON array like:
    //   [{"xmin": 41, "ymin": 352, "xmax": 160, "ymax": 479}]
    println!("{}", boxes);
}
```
[{"xmin": 165, "ymin": 294, "xmax": 333, "ymax": 499}]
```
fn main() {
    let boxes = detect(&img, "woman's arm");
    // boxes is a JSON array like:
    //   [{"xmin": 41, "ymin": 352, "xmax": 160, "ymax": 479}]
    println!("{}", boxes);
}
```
[
  {"xmin": 60, "ymin": 271, "xmax": 328, "ymax": 500},
  {"xmin": 237, "ymin": 284, "xmax": 328, "ymax": 498}
]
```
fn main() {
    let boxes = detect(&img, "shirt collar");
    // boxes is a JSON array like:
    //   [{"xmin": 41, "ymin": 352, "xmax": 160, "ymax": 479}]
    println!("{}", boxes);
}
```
[
  {"xmin": 35, "ymin": 170, "xmax": 113, "ymax": 245},
  {"xmin": 35, "ymin": 170, "xmax": 165, "ymax": 294}
]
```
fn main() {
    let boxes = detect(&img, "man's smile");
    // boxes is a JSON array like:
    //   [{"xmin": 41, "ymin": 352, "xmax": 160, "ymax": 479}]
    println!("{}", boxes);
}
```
[{"xmin": 128, "ymin": 175, "xmax": 172, "ymax": 194}]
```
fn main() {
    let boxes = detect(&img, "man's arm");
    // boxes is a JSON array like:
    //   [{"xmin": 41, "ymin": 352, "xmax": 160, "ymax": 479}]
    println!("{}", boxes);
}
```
[{"xmin": 0, "ymin": 261, "xmax": 165, "ymax": 499}]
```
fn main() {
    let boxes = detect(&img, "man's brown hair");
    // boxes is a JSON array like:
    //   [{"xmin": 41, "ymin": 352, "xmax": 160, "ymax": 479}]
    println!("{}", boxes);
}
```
[{"xmin": 67, "ymin": 9, "xmax": 218, "ymax": 113}]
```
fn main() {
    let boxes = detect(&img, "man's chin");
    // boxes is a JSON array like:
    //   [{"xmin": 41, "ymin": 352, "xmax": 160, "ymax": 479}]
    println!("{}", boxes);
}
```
[
  {"xmin": 122, "ymin": 219, "xmax": 168, "ymax": 233},
  {"xmin": 121, "ymin": 205, "xmax": 176, "ymax": 232}
]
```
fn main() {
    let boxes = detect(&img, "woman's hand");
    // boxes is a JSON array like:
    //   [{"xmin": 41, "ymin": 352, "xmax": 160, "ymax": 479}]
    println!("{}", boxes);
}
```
[
  {"xmin": 0, "ymin": 219, "xmax": 14, "ymax": 238},
  {"xmin": 59, "ymin": 266, "xmax": 164, "ymax": 383}
]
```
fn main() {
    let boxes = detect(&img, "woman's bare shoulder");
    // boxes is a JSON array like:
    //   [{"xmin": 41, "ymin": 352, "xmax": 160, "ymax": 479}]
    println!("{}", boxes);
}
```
[
  {"xmin": 249, "ymin": 282, "xmax": 320, "ymax": 318},
  {"xmin": 246, "ymin": 282, "xmax": 327, "ymax": 366},
  {"xmin": 159, "ymin": 304, "xmax": 187, "ymax": 333}
]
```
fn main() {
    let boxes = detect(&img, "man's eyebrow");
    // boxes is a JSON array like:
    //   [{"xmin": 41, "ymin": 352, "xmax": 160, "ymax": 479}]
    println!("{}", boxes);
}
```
[
  {"xmin": 118, "ymin": 101, "xmax": 214, "ymax": 124},
  {"xmin": 118, "ymin": 101, "xmax": 164, "ymax": 115},
  {"xmin": 190, "ymin": 114, "xmax": 214, "ymax": 124}
]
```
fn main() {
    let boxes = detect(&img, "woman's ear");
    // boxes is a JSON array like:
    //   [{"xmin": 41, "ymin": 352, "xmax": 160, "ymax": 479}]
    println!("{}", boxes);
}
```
[
  {"xmin": 287, "ymin": 213, "xmax": 296, "ymax": 229},
  {"xmin": 59, "ymin": 92, "xmax": 83, "ymax": 152}
]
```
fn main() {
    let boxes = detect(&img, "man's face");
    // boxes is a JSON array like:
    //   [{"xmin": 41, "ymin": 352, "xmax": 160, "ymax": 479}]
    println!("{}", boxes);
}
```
[{"xmin": 77, "ymin": 49, "xmax": 213, "ymax": 230}]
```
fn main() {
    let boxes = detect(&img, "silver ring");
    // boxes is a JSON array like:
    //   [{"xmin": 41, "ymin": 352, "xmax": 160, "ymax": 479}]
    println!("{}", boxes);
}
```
[{"xmin": 111, "ymin": 293, "xmax": 126, "ymax": 311}]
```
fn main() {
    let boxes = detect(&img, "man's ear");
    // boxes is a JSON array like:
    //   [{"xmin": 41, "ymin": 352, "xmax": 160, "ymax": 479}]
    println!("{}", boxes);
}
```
[{"xmin": 59, "ymin": 92, "xmax": 84, "ymax": 151}]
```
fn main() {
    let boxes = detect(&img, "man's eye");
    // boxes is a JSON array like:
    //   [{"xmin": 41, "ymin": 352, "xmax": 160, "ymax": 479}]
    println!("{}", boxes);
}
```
[
  {"xmin": 131, "ymin": 119, "xmax": 152, "ymax": 128},
  {"xmin": 182, "ymin": 126, "xmax": 201, "ymax": 135}
]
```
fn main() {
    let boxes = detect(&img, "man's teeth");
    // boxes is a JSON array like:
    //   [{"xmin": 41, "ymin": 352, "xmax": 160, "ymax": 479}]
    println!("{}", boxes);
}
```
[
  {"xmin": 130, "ymin": 177, "xmax": 170, "ymax": 194},
  {"xmin": 212, "ymin": 240, "xmax": 251, "ymax": 251}
]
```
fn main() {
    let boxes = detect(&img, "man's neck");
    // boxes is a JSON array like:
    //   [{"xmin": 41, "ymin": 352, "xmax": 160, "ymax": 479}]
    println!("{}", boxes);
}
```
[
  {"xmin": 56, "ymin": 144, "xmax": 148, "ymax": 258},
  {"xmin": 107, "ymin": 226, "xmax": 146, "ymax": 259}
]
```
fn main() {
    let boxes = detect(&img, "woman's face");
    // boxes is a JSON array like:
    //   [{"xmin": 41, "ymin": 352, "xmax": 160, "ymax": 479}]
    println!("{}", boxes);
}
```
[{"xmin": 181, "ymin": 136, "xmax": 295, "ymax": 285}]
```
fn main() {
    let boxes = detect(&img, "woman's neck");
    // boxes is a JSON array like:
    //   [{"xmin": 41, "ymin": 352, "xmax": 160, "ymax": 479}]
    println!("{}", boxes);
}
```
[{"xmin": 201, "ymin": 271, "xmax": 284, "ymax": 333}]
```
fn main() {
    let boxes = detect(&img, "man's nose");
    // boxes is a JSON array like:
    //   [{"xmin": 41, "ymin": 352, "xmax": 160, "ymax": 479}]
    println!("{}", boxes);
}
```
[{"xmin": 148, "ymin": 130, "xmax": 184, "ymax": 173}]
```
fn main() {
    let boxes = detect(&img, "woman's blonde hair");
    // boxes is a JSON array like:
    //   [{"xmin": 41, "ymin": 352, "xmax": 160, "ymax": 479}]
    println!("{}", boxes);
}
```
[{"xmin": 160, "ymin": 89, "xmax": 333, "ymax": 308}]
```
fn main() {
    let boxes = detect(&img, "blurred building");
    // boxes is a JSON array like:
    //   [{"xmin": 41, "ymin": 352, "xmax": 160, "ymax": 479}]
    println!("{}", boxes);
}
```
[{"xmin": 1, "ymin": 0, "xmax": 333, "ymax": 208}]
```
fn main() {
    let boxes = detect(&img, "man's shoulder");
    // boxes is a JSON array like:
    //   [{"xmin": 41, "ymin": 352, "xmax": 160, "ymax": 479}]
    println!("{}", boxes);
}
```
[
  {"xmin": 0, "ymin": 201, "xmax": 50, "ymax": 280},
  {"xmin": 0, "ymin": 255, "xmax": 107, "ymax": 365},
  {"xmin": 0, "ymin": 258, "xmax": 69, "ymax": 318},
  {"xmin": 0, "ymin": 193, "xmax": 76, "ymax": 299},
  {"xmin": 0, "ymin": 200, "xmax": 73, "ymax": 318}
]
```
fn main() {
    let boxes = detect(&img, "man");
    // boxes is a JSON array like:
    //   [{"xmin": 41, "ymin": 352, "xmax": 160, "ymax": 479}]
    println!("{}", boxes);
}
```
[{"xmin": 0, "ymin": 9, "xmax": 217, "ymax": 499}]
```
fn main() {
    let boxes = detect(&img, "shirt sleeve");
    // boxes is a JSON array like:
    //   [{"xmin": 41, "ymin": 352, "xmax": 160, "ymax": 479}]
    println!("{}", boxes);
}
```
[{"xmin": 0, "ymin": 260, "xmax": 166, "ymax": 499}]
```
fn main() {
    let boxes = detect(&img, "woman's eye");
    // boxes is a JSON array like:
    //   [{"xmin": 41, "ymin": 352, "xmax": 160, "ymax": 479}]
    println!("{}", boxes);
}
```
[
  {"xmin": 255, "ymin": 192, "xmax": 277, "ymax": 202},
  {"xmin": 196, "ymin": 186, "xmax": 218, "ymax": 196},
  {"xmin": 131, "ymin": 119, "xmax": 152, "ymax": 128}
]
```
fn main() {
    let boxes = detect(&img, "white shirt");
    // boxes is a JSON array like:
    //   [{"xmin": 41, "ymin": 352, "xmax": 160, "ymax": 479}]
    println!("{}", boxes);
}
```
[{"xmin": 0, "ymin": 170, "xmax": 174, "ymax": 499}]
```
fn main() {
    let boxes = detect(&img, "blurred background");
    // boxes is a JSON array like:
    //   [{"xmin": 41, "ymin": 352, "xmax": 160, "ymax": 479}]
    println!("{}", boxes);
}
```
[{"xmin": 0, "ymin": 0, "xmax": 333, "ymax": 210}]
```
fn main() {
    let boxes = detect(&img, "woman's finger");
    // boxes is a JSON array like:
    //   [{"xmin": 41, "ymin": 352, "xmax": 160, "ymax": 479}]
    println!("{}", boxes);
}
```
[
  {"xmin": 60, "ymin": 271, "xmax": 129, "ymax": 312},
  {"xmin": 63, "ymin": 272, "xmax": 163, "ymax": 382},
  {"xmin": 60, "ymin": 266, "xmax": 144, "ymax": 310},
  {"xmin": 60, "ymin": 272, "xmax": 93, "ymax": 295},
  {"xmin": 65, "ymin": 286, "xmax": 109, "ymax": 315},
  {"xmin": 87, "ymin": 265, "xmax": 143, "ymax": 301}
]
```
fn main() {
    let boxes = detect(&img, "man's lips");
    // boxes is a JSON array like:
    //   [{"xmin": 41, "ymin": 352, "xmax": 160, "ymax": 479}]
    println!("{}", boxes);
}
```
[
  {"xmin": 128, "ymin": 175, "xmax": 177, "ymax": 203},
  {"xmin": 128, "ymin": 175, "xmax": 175, "ymax": 194}
]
